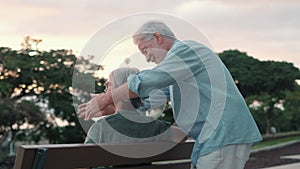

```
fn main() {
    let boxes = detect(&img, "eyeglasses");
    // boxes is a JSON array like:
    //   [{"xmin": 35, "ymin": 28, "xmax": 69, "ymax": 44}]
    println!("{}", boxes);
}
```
[
  {"xmin": 104, "ymin": 81, "xmax": 111, "ymax": 93},
  {"xmin": 141, "ymin": 47, "xmax": 148, "ymax": 55}
]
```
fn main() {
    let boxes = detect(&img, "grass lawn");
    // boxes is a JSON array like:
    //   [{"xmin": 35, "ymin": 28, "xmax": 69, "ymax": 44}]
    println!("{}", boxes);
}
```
[{"xmin": 252, "ymin": 135, "xmax": 300, "ymax": 150}]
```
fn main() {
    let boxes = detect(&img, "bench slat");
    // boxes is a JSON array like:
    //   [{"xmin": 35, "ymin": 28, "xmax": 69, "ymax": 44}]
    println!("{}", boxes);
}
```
[
  {"xmin": 14, "ymin": 142, "xmax": 194, "ymax": 169},
  {"xmin": 111, "ymin": 162, "xmax": 191, "ymax": 169}
]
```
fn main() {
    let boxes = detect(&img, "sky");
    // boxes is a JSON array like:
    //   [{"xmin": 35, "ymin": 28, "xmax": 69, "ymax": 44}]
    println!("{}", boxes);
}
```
[{"xmin": 1, "ymin": 0, "xmax": 300, "ymax": 74}]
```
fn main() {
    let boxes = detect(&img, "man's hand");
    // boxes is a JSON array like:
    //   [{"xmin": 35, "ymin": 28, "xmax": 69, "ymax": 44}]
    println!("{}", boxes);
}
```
[{"xmin": 77, "ymin": 92, "xmax": 114, "ymax": 121}]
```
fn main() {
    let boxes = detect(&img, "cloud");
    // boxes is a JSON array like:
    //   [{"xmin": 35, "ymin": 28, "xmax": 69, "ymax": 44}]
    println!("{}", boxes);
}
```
[
  {"xmin": 171, "ymin": 0, "xmax": 300, "ymax": 67},
  {"xmin": 1, "ymin": 0, "xmax": 299, "ymax": 68},
  {"xmin": 2, "ymin": 0, "xmax": 185, "ymax": 36}
]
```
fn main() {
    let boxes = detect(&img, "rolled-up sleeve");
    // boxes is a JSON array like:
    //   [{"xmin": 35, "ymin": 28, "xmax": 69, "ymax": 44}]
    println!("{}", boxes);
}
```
[
  {"xmin": 127, "ymin": 74, "xmax": 142, "ymax": 96},
  {"xmin": 127, "ymin": 69, "xmax": 176, "ymax": 98}
]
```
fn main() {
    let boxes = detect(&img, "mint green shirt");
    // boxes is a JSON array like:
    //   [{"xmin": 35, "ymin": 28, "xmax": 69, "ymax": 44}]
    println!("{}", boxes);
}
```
[
  {"xmin": 85, "ymin": 110, "xmax": 172, "ymax": 144},
  {"xmin": 128, "ymin": 40, "xmax": 262, "ymax": 164}
]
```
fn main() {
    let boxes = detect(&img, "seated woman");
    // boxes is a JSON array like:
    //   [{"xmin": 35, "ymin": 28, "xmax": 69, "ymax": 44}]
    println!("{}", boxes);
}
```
[{"xmin": 83, "ymin": 67, "xmax": 186, "ymax": 144}]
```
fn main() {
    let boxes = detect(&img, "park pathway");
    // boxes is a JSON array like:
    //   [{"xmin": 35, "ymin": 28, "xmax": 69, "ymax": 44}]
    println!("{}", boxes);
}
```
[{"xmin": 245, "ymin": 141, "xmax": 300, "ymax": 169}]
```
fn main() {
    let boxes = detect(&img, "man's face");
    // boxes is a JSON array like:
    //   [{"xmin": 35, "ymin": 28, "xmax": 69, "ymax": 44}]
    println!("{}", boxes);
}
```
[{"xmin": 137, "ymin": 36, "xmax": 168, "ymax": 64}]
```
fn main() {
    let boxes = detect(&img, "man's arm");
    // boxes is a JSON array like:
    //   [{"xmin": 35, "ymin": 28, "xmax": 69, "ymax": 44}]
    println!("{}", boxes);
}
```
[
  {"xmin": 78, "ymin": 82, "xmax": 138, "ymax": 120},
  {"xmin": 109, "ymin": 82, "xmax": 139, "ymax": 106}
]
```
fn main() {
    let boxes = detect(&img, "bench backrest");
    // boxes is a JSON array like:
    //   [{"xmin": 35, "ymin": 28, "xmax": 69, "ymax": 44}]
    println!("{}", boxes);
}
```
[{"xmin": 14, "ymin": 141, "xmax": 194, "ymax": 169}]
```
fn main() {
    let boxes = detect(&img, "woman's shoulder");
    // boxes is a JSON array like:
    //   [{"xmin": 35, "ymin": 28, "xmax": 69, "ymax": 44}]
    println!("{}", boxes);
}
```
[{"xmin": 90, "ymin": 114, "xmax": 117, "ymax": 128}]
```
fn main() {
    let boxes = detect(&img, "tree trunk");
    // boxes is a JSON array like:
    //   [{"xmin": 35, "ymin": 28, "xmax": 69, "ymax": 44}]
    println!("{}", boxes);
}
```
[{"xmin": 265, "ymin": 106, "xmax": 274, "ymax": 136}]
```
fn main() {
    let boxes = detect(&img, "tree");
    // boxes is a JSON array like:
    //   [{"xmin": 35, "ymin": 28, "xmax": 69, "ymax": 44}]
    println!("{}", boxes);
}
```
[
  {"xmin": 0, "ymin": 37, "xmax": 106, "ymax": 155},
  {"xmin": 218, "ymin": 50, "xmax": 261, "ymax": 97},
  {"xmin": 219, "ymin": 50, "xmax": 300, "ymax": 134},
  {"xmin": 281, "ymin": 86, "xmax": 300, "ymax": 131}
]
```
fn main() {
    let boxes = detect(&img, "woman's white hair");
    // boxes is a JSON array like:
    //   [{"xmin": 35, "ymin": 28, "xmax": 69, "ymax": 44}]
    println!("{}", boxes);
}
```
[
  {"xmin": 109, "ymin": 67, "xmax": 142, "ymax": 109},
  {"xmin": 133, "ymin": 20, "xmax": 176, "ymax": 44},
  {"xmin": 109, "ymin": 67, "xmax": 139, "ymax": 89}
]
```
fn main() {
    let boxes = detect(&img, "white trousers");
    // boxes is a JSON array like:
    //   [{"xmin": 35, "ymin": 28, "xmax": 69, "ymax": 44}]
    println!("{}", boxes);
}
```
[{"xmin": 191, "ymin": 143, "xmax": 251, "ymax": 169}]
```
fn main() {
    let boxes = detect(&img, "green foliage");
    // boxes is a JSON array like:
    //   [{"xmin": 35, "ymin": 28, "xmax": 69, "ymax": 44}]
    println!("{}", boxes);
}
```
[
  {"xmin": 219, "ymin": 50, "xmax": 300, "ymax": 134},
  {"xmin": 0, "ymin": 97, "xmax": 45, "ymax": 134},
  {"xmin": 246, "ymin": 93, "xmax": 285, "ymax": 133},
  {"xmin": 218, "ymin": 50, "xmax": 261, "ymax": 97},
  {"xmin": 0, "ymin": 43, "xmax": 106, "ymax": 147},
  {"xmin": 219, "ymin": 50, "xmax": 300, "ymax": 97},
  {"xmin": 282, "ymin": 87, "xmax": 300, "ymax": 131},
  {"xmin": 252, "ymin": 135, "xmax": 300, "ymax": 150}
]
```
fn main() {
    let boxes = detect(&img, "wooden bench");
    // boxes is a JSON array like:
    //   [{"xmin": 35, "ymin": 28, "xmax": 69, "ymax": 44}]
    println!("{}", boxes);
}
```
[{"xmin": 14, "ymin": 141, "xmax": 194, "ymax": 169}]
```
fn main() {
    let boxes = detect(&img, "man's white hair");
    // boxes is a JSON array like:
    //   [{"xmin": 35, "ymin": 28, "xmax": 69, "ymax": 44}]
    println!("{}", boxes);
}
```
[{"xmin": 133, "ymin": 20, "xmax": 176, "ymax": 44}]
